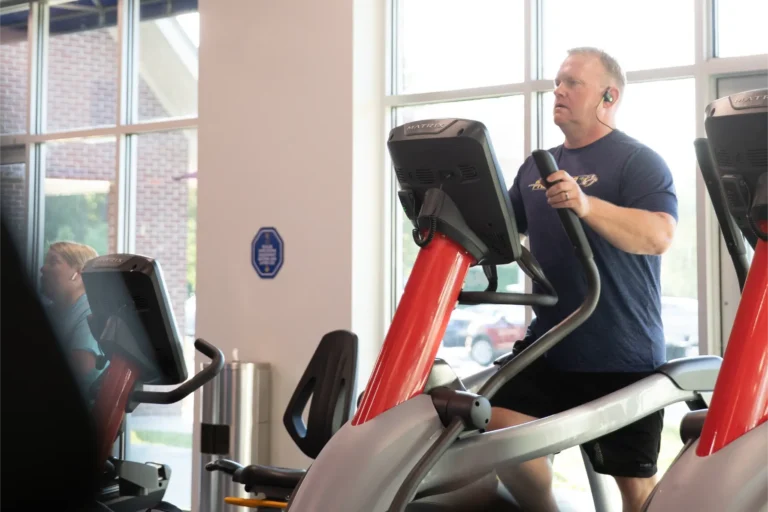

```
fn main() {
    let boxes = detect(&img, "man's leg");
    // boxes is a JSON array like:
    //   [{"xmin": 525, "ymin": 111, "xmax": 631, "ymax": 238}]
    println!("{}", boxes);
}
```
[
  {"xmin": 487, "ymin": 407, "xmax": 559, "ymax": 512},
  {"xmin": 580, "ymin": 389, "xmax": 665, "ymax": 512},
  {"xmin": 614, "ymin": 475, "xmax": 657, "ymax": 512}
]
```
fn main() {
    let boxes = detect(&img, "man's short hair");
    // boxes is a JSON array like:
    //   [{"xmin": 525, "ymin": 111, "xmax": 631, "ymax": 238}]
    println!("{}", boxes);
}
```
[{"xmin": 567, "ymin": 47, "xmax": 626, "ymax": 92}]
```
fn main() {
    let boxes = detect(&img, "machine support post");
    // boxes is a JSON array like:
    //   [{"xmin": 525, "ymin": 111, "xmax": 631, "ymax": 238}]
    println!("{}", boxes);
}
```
[
  {"xmin": 92, "ymin": 355, "xmax": 140, "ymax": 466},
  {"xmin": 697, "ymin": 223, "xmax": 768, "ymax": 456},
  {"xmin": 352, "ymin": 232, "xmax": 473, "ymax": 425}
]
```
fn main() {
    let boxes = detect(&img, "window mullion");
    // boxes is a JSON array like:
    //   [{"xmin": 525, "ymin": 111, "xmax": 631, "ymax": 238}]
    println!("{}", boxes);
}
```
[{"xmin": 25, "ymin": 1, "xmax": 48, "ymax": 276}]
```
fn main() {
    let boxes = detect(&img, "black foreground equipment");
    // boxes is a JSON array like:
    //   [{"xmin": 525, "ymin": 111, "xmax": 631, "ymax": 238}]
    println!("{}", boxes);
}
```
[{"xmin": 1, "ymin": 218, "xmax": 101, "ymax": 512}]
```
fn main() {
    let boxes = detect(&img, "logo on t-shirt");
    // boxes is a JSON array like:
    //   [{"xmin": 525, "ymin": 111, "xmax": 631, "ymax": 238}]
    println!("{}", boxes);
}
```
[{"xmin": 528, "ymin": 173, "xmax": 599, "ymax": 191}]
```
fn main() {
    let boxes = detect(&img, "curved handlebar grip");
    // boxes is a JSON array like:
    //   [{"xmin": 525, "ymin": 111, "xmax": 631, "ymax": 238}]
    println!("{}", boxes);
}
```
[
  {"xmin": 694, "ymin": 138, "xmax": 750, "ymax": 290},
  {"xmin": 205, "ymin": 459, "xmax": 243, "ymax": 475},
  {"xmin": 131, "ymin": 338, "xmax": 225, "ymax": 405},
  {"xmin": 531, "ymin": 150, "xmax": 593, "ymax": 262}
]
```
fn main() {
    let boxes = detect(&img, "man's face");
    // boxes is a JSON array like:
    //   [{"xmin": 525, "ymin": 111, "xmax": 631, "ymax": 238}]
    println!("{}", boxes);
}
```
[{"xmin": 552, "ymin": 54, "xmax": 608, "ymax": 129}]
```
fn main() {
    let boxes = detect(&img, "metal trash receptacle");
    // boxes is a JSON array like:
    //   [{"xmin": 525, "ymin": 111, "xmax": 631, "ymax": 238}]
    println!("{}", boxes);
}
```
[{"xmin": 199, "ymin": 360, "xmax": 270, "ymax": 512}]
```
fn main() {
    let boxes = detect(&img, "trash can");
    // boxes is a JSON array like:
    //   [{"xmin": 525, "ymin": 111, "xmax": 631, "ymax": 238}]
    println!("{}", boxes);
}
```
[{"xmin": 199, "ymin": 360, "xmax": 270, "ymax": 512}]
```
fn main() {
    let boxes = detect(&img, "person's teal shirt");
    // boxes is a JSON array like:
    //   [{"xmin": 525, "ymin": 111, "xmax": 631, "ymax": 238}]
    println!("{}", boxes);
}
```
[{"xmin": 47, "ymin": 294, "xmax": 107, "ymax": 393}]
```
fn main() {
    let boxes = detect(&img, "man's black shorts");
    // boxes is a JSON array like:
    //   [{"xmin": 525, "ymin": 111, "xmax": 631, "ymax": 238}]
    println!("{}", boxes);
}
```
[{"xmin": 489, "ymin": 356, "xmax": 664, "ymax": 479}]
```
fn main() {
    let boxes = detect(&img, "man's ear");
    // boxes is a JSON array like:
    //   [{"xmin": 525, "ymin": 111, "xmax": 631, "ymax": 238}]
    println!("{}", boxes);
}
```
[{"xmin": 603, "ymin": 86, "xmax": 620, "ymax": 106}]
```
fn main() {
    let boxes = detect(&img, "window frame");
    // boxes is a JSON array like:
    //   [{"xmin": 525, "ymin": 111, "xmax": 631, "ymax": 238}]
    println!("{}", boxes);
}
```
[
  {"xmin": 0, "ymin": 0, "xmax": 199, "ymax": 491},
  {"xmin": 0, "ymin": 0, "xmax": 199, "ymax": 274},
  {"xmin": 384, "ymin": 0, "xmax": 768, "ymax": 357}
]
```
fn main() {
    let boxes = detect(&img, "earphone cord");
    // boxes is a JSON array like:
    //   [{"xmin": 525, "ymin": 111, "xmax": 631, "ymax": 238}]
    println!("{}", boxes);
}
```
[{"xmin": 595, "ymin": 88, "xmax": 615, "ymax": 132}]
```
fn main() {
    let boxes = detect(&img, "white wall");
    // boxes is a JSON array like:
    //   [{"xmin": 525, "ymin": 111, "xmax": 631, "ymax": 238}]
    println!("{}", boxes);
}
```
[{"xmin": 194, "ymin": 0, "xmax": 384, "ymax": 509}]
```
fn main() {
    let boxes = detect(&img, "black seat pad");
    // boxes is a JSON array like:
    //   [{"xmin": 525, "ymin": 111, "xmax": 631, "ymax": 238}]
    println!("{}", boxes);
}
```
[{"xmin": 235, "ymin": 464, "xmax": 306, "ymax": 491}]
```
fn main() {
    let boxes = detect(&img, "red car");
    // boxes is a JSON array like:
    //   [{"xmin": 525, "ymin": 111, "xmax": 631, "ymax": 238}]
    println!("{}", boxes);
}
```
[{"xmin": 466, "ymin": 306, "xmax": 528, "ymax": 366}]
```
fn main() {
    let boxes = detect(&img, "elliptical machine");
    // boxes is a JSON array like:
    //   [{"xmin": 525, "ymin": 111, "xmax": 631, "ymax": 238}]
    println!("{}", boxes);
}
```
[
  {"xmin": 640, "ymin": 89, "xmax": 768, "ymax": 511},
  {"xmin": 81, "ymin": 254, "xmax": 225, "ymax": 511},
  {"xmin": 207, "ymin": 118, "xmax": 722, "ymax": 511}
]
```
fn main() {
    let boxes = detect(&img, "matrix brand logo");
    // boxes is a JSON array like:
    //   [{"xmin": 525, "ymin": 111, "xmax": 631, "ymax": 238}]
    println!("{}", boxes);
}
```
[
  {"xmin": 732, "ymin": 93, "xmax": 768, "ymax": 107},
  {"xmin": 404, "ymin": 120, "xmax": 455, "ymax": 136},
  {"xmin": 406, "ymin": 122, "xmax": 447, "ymax": 131}
]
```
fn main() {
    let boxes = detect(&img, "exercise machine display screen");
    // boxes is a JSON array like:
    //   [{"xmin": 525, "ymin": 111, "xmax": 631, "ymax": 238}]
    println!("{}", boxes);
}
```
[
  {"xmin": 387, "ymin": 119, "xmax": 522, "ymax": 264},
  {"xmin": 82, "ymin": 254, "xmax": 187, "ymax": 385},
  {"xmin": 704, "ymin": 88, "xmax": 768, "ymax": 238}
]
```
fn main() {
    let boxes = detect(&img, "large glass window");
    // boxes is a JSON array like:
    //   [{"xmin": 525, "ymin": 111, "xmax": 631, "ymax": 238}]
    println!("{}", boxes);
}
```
[
  {"xmin": 394, "ymin": 96, "xmax": 526, "ymax": 375},
  {"xmin": 3, "ymin": 0, "xmax": 199, "ymax": 507},
  {"xmin": 541, "ymin": 0, "xmax": 694, "ymax": 78},
  {"xmin": 0, "ymin": 7, "xmax": 29, "ymax": 135},
  {"xmin": 126, "ymin": 129, "xmax": 197, "ymax": 510},
  {"xmin": 716, "ymin": 0, "xmax": 768, "ymax": 58},
  {"xmin": 396, "ymin": 0, "xmax": 525, "ymax": 94},
  {"xmin": 138, "ymin": 2, "xmax": 199, "ymax": 122},
  {"xmin": 44, "ymin": 137, "xmax": 117, "ymax": 256},
  {"xmin": 47, "ymin": 3, "xmax": 118, "ymax": 133}
]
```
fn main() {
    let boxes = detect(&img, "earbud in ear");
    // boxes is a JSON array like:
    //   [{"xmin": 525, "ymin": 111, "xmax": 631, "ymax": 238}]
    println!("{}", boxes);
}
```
[
  {"xmin": 603, "ymin": 88, "xmax": 614, "ymax": 103},
  {"xmin": 70, "ymin": 273, "xmax": 78, "ymax": 281}
]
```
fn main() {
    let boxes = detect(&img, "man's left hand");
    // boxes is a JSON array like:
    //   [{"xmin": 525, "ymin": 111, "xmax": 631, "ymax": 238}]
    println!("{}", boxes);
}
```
[{"xmin": 545, "ymin": 170, "xmax": 591, "ymax": 218}]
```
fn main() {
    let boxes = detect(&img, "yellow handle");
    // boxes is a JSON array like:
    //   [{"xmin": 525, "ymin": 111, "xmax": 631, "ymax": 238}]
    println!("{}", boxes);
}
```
[{"xmin": 224, "ymin": 496, "xmax": 288, "ymax": 509}]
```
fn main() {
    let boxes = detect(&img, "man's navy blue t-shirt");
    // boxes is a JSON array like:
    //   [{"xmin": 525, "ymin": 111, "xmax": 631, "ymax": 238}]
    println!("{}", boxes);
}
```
[{"xmin": 509, "ymin": 130, "xmax": 678, "ymax": 372}]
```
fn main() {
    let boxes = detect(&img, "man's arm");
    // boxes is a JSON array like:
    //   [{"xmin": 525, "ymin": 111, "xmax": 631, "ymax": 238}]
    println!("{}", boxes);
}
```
[
  {"xmin": 70, "ymin": 350, "xmax": 97, "ymax": 375},
  {"xmin": 581, "ymin": 196, "xmax": 675, "ymax": 255},
  {"xmin": 544, "ymin": 147, "xmax": 678, "ymax": 256},
  {"xmin": 69, "ymin": 315, "xmax": 100, "ymax": 376}
]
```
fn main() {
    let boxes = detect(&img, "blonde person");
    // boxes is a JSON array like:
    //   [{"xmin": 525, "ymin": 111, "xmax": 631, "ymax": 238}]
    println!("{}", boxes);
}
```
[{"xmin": 40, "ymin": 241, "xmax": 105, "ymax": 389}]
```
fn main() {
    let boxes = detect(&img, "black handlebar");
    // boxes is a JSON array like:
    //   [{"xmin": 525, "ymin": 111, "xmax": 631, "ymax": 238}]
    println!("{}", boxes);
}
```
[
  {"xmin": 478, "ymin": 151, "xmax": 600, "ymax": 397},
  {"xmin": 205, "ymin": 458, "xmax": 243, "ymax": 476},
  {"xmin": 531, "ymin": 150, "xmax": 594, "ymax": 263},
  {"xmin": 459, "ymin": 247, "xmax": 558, "ymax": 307},
  {"xmin": 694, "ymin": 138, "xmax": 750, "ymax": 291},
  {"xmin": 131, "ymin": 339, "xmax": 225, "ymax": 404}
]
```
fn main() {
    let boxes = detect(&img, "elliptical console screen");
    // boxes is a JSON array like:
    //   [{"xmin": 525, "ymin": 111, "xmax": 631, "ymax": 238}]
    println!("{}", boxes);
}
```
[
  {"xmin": 82, "ymin": 254, "xmax": 187, "ymax": 385},
  {"xmin": 705, "ymin": 88, "xmax": 768, "ymax": 238},
  {"xmin": 387, "ymin": 119, "xmax": 522, "ymax": 264}
]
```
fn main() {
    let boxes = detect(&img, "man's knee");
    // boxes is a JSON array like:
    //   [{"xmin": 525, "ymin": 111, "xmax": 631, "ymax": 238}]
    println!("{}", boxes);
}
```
[{"xmin": 487, "ymin": 406, "xmax": 538, "ymax": 431}]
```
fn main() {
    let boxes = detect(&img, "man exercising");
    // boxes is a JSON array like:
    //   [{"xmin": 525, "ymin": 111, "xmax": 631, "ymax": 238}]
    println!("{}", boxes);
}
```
[{"xmin": 488, "ymin": 47, "xmax": 678, "ymax": 512}]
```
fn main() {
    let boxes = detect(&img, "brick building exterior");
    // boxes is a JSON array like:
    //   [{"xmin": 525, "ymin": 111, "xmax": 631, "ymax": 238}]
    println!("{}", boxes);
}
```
[{"xmin": 2, "ymin": 27, "xmax": 193, "ymax": 413}]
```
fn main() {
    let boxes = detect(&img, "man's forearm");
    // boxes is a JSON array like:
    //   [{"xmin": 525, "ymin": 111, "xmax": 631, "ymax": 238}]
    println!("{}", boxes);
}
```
[{"xmin": 582, "ymin": 196, "xmax": 675, "ymax": 255}]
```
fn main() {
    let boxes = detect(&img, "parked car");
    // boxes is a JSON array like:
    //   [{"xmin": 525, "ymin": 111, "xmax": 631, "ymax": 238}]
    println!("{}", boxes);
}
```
[
  {"xmin": 445, "ymin": 293, "xmax": 698, "ymax": 366},
  {"xmin": 466, "ymin": 306, "xmax": 527, "ymax": 366}
]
